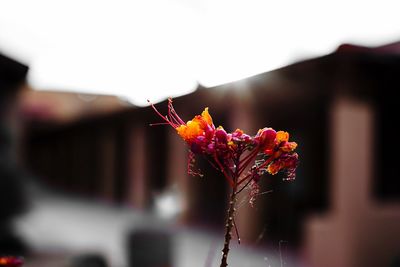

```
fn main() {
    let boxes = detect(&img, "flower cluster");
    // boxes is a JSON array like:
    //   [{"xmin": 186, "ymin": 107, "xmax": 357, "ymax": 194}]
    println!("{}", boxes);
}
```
[{"xmin": 149, "ymin": 98, "xmax": 298, "ymax": 203}]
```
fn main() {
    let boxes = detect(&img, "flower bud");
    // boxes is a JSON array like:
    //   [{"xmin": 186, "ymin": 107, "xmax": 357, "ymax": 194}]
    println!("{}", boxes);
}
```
[
  {"xmin": 255, "ymin": 127, "xmax": 276, "ymax": 149},
  {"xmin": 215, "ymin": 128, "xmax": 228, "ymax": 143}
]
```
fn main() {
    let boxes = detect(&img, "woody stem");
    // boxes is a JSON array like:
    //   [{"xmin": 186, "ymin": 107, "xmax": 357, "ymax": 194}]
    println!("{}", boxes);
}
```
[
  {"xmin": 220, "ymin": 158, "xmax": 239, "ymax": 267},
  {"xmin": 220, "ymin": 185, "xmax": 237, "ymax": 267}
]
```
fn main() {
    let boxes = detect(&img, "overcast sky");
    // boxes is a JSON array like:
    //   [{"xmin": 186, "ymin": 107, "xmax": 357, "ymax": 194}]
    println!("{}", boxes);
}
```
[{"xmin": 1, "ymin": 0, "xmax": 399, "ymax": 105}]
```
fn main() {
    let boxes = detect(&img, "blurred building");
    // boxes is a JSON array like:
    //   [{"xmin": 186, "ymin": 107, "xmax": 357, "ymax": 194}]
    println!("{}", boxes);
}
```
[
  {"xmin": 0, "ymin": 53, "xmax": 29, "ymax": 255},
  {"xmin": 14, "ymin": 42, "xmax": 400, "ymax": 267}
]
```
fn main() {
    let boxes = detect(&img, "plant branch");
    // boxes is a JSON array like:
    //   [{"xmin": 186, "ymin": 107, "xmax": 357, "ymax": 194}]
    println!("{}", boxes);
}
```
[{"xmin": 220, "ymin": 186, "xmax": 237, "ymax": 267}]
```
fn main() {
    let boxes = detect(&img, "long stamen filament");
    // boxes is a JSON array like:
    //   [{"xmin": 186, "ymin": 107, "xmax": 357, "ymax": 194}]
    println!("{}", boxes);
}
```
[
  {"xmin": 149, "ymin": 122, "xmax": 171, "ymax": 126},
  {"xmin": 148, "ymin": 100, "xmax": 175, "ymax": 126},
  {"xmin": 168, "ymin": 98, "xmax": 185, "ymax": 125}
]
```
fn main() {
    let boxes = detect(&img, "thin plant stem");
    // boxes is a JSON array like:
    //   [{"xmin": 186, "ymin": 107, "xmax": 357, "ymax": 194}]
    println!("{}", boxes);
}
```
[
  {"xmin": 232, "ymin": 216, "xmax": 241, "ymax": 244},
  {"xmin": 220, "ymin": 157, "xmax": 239, "ymax": 267},
  {"xmin": 214, "ymin": 154, "xmax": 235, "ymax": 187},
  {"xmin": 235, "ymin": 178, "xmax": 253, "ymax": 195},
  {"xmin": 238, "ymin": 149, "xmax": 258, "ymax": 175},
  {"xmin": 220, "ymin": 186, "xmax": 237, "ymax": 267}
]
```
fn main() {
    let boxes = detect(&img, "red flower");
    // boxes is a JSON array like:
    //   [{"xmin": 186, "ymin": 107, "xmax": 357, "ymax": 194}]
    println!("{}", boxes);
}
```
[
  {"xmin": 149, "ymin": 99, "xmax": 299, "ymax": 198},
  {"xmin": 150, "ymin": 98, "xmax": 300, "ymax": 267},
  {"xmin": 255, "ymin": 127, "xmax": 276, "ymax": 151}
]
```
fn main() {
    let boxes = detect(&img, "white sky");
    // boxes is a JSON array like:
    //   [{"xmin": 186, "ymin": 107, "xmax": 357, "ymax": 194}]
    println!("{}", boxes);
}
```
[{"xmin": 1, "ymin": 0, "xmax": 399, "ymax": 106}]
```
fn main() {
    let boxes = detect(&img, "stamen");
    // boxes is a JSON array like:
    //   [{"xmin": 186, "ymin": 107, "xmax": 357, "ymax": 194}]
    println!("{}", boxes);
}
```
[
  {"xmin": 148, "ymin": 99, "xmax": 181, "ymax": 128},
  {"xmin": 168, "ymin": 98, "xmax": 186, "ymax": 125},
  {"xmin": 168, "ymin": 113, "xmax": 182, "ymax": 127},
  {"xmin": 149, "ymin": 122, "xmax": 171, "ymax": 126},
  {"xmin": 147, "ymin": 100, "xmax": 170, "ymax": 124}
]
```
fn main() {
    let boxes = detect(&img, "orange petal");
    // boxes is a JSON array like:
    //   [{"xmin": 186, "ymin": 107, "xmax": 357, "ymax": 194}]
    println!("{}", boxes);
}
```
[
  {"xmin": 201, "ymin": 107, "xmax": 213, "ymax": 126},
  {"xmin": 176, "ymin": 120, "xmax": 203, "ymax": 142},
  {"xmin": 281, "ymin": 141, "xmax": 298, "ymax": 152},
  {"xmin": 267, "ymin": 162, "xmax": 281, "ymax": 175},
  {"xmin": 276, "ymin": 131, "xmax": 289, "ymax": 143}
]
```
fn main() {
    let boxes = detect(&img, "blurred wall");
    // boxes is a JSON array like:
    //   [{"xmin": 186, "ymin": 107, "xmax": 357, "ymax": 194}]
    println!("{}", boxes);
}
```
[{"xmin": 19, "ymin": 43, "xmax": 400, "ymax": 267}]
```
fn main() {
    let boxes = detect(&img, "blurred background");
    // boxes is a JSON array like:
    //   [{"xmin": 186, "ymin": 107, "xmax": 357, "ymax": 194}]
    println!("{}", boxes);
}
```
[{"xmin": 1, "ymin": 1, "xmax": 400, "ymax": 267}]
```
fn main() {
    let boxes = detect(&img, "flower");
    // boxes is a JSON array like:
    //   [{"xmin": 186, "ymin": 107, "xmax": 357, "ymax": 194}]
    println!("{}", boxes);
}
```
[
  {"xmin": 176, "ymin": 107, "xmax": 215, "ymax": 144},
  {"xmin": 149, "ymin": 98, "xmax": 299, "ymax": 191},
  {"xmin": 267, "ymin": 153, "xmax": 298, "ymax": 174},
  {"xmin": 148, "ymin": 99, "xmax": 215, "ymax": 151},
  {"xmin": 255, "ymin": 128, "xmax": 277, "ymax": 156},
  {"xmin": 275, "ymin": 131, "xmax": 297, "ymax": 152},
  {"xmin": 149, "ymin": 98, "xmax": 299, "ymax": 267},
  {"xmin": 276, "ymin": 131, "xmax": 289, "ymax": 143}
]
